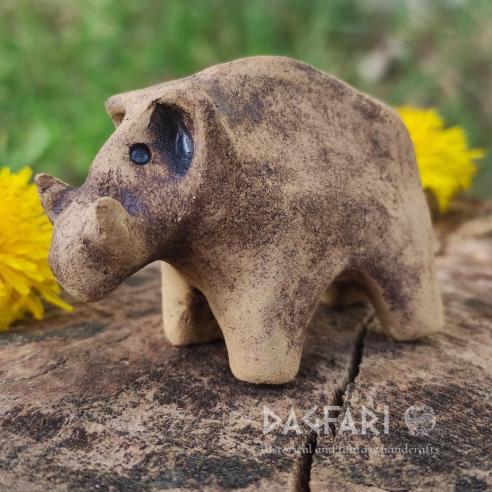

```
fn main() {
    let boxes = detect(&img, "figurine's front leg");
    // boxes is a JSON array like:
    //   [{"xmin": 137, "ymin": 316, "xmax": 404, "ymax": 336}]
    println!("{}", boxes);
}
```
[
  {"xmin": 224, "ymin": 319, "xmax": 304, "ymax": 384},
  {"xmin": 161, "ymin": 262, "xmax": 221, "ymax": 346},
  {"xmin": 205, "ymin": 268, "xmax": 327, "ymax": 384}
]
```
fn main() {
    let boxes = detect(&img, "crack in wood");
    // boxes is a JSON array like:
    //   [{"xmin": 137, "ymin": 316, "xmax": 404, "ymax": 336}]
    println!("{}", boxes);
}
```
[
  {"xmin": 18, "ymin": 357, "xmax": 68, "ymax": 381},
  {"xmin": 292, "ymin": 312, "xmax": 373, "ymax": 492}
]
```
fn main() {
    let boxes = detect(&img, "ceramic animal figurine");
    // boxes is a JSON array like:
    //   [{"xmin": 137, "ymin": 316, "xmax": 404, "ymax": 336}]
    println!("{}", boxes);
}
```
[{"xmin": 36, "ymin": 56, "xmax": 443, "ymax": 384}]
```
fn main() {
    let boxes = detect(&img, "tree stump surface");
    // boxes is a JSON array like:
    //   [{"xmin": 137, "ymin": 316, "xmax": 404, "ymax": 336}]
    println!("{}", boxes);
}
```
[{"xmin": 1, "ymin": 204, "xmax": 491, "ymax": 492}]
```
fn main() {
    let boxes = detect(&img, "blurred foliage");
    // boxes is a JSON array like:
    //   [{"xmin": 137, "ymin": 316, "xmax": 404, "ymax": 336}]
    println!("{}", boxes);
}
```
[{"xmin": 0, "ymin": 0, "xmax": 490, "ymax": 195}]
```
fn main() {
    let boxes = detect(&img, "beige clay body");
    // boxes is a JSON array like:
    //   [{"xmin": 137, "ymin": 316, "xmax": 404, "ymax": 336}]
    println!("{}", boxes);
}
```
[{"xmin": 36, "ymin": 56, "xmax": 443, "ymax": 384}]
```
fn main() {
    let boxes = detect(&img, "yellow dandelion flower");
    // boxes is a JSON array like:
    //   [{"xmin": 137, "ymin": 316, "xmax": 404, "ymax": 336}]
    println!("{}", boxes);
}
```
[
  {"xmin": 398, "ymin": 106, "xmax": 485, "ymax": 212},
  {"xmin": 0, "ymin": 167, "xmax": 73, "ymax": 331}
]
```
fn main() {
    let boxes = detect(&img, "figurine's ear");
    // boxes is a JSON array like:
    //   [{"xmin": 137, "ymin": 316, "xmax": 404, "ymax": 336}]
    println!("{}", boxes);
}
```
[
  {"xmin": 35, "ymin": 173, "xmax": 74, "ymax": 223},
  {"xmin": 105, "ymin": 95, "xmax": 126, "ymax": 127},
  {"xmin": 149, "ymin": 103, "xmax": 194, "ymax": 177}
]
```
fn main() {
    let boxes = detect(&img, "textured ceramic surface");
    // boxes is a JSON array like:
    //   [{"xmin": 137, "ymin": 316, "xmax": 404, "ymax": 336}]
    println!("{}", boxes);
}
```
[{"xmin": 36, "ymin": 56, "xmax": 443, "ymax": 384}]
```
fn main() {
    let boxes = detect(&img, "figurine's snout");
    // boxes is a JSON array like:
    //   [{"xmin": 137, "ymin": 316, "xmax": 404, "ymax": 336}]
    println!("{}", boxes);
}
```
[{"xmin": 37, "ymin": 178, "xmax": 151, "ymax": 302}]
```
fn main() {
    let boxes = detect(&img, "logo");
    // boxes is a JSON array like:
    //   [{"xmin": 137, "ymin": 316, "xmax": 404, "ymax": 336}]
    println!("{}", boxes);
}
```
[
  {"xmin": 404, "ymin": 405, "xmax": 436, "ymax": 436},
  {"xmin": 262, "ymin": 405, "xmax": 390, "ymax": 436}
]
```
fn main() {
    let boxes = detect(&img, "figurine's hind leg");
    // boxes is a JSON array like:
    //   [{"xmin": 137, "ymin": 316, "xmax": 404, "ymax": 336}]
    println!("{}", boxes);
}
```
[
  {"xmin": 160, "ymin": 262, "xmax": 221, "ymax": 346},
  {"xmin": 357, "ymin": 257, "xmax": 443, "ymax": 341}
]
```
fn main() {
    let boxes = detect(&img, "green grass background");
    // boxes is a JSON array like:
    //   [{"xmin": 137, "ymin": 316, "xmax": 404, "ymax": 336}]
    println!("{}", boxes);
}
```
[{"xmin": 1, "ymin": 0, "xmax": 490, "ymax": 196}]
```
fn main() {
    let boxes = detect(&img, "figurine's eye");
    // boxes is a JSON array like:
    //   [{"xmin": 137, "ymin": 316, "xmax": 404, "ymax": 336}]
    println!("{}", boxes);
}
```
[{"xmin": 129, "ymin": 143, "xmax": 151, "ymax": 165}]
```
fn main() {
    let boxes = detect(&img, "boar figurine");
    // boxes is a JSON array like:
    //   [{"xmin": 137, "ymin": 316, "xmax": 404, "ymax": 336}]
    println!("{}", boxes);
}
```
[{"xmin": 36, "ymin": 56, "xmax": 443, "ymax": 384}]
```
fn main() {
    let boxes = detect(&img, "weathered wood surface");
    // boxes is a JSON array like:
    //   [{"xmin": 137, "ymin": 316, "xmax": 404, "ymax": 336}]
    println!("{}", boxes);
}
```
[
  {"xmin": 0, "ymin": 264, "xmax": 371, "ymax": 491},
  {"xmin": 0, "ymin": 203, "xmax": 491, "ymax": 491}
]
